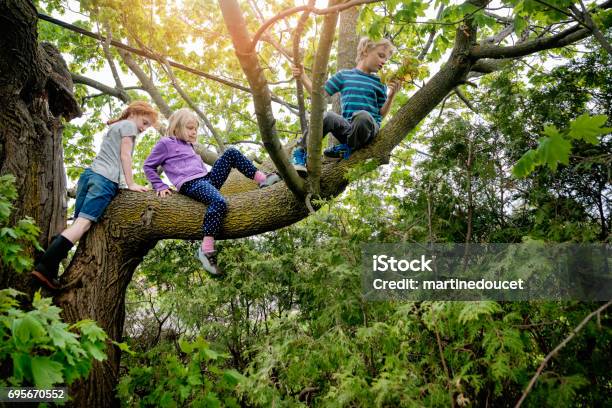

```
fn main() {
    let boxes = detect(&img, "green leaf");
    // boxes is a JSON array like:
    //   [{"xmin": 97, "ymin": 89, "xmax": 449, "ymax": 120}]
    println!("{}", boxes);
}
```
[
  {"xmin": 82, "ymin": 341, "xmax": 107, "ymax": 361},
  {"xmin": 112, "ymin": 340, "xmax": 135, "ymax": 356},
  {"xmin": 48, "ymin": 322, "xmax": 78, "ymax": 348},
  {"xmin": 537, "ymin": 130, "xmax": 572, "ymax": 171},
  {"xmin": 159, "ymin": 391, "xmax": 177, "ymax": 408},
  {"xmin": 74, "ymin": 319, "xmax": 107, "ymax": 342},
  {"xmin": 458, "ymin": 301, "xmax": 502, "ymax": 324},
  {"xmin": 11, "ymin": 353, "xmax": 31, "ymax": 383},
  {"xmin": 568, "ymin": 113, "xmax": 611, "ymax": 144},
  {"xmin": 514, "ymin": 14, "xmax": 528, "ymax": 35},
  {"xmin": 203, "ymin": 392, "xmax": 221, "ymax": 408},
  {"xmin": 202, "ymin": 347, "xmax": 220, "ymax": 361},
  {"xmin": 178, "ymin": 338, "xmax": 194, "ymax": 354},
  {"xmin": 12, "ymin": 315, "xmax": 46, "ymax": 346},
  {"xmin": 222, "ymin": 369, "xmax": 246, "ymax": 386},
  {"xmin": 31, "ymin": 356, "xmax": 64, "ymax": 388},
  {"xmin": 512, "ymin": 149, "xmax": 538, "ymax": 178}
]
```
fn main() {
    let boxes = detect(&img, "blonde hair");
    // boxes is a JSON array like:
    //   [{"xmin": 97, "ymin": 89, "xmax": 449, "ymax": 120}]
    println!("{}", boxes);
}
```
[
  {"xmin": 355, "ymin": 37, "xmax": 395, "ymax": 64},
  {"xmin": 167, "ymin": 108, "xmax": 199, "ymax": 141},
  {"xmin": 107, "ymin": 101, "xmax": 159, "ymax": 126}
]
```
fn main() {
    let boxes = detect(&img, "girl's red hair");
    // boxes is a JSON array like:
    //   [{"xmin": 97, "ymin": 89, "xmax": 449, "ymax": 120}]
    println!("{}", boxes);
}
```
[{"xmin": 107, "ymin": 101, "xmax": 159, "ymax": 126}]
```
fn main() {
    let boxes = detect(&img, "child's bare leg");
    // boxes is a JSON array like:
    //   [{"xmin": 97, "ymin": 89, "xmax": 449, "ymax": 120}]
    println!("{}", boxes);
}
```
[{"xmin": 62, "ymin": 217, "xmax": 92, "ymax": 243}]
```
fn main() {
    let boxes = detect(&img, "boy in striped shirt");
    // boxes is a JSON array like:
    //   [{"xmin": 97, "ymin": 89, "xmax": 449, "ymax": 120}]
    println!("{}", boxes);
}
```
[{"xmin": 292, "ymin": 37, "xmax": 401, "ymax": 173}]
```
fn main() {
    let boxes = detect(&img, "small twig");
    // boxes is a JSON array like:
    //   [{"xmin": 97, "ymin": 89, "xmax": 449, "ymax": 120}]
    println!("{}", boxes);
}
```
[
  {"xmin": 515, "ymin": 301, "xmax": 612, "ymax": 408},
  {"xmin": 453, "ymin": 87, "xmax": 478, "ymax": 113},
  {"xmin": 418, "ymin": 4, "xmax": 445, "ymax": 60},
  {"xmin": 305, "ymin": 193, "xmax": 316, "ymax": 214},
  {"xmin": 435, "ymin": 323, "xmax": 456, "ymax": 408}
]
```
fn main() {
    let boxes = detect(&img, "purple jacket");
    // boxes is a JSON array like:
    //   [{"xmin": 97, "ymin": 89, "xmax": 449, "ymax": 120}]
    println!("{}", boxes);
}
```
[{"xmin": 143, "ymin": 137, "xmax": 208, "ymax": 192}]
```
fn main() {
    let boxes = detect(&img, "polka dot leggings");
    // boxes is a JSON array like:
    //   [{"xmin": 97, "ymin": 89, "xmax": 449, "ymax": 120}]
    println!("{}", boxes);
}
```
[{"xmin": 180, "ymin": 147, "xmax": 258, "ymax": 237}]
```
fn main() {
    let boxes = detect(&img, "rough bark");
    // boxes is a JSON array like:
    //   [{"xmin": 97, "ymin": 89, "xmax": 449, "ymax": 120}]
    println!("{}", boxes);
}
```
[{"xmin": 0, "ymin": 1, "xmax": 80, "ymax": 293}]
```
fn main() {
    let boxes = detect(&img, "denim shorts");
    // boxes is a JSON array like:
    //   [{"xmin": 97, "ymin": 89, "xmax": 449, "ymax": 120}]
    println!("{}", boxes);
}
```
[{"xmin": 74, "ymin": 168, "xmax": 119, "ymax": 222}]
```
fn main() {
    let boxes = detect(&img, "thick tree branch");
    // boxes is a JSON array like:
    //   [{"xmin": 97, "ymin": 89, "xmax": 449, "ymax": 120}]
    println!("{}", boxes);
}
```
[
  {"xmin": 332, "ymin": 5, "xmax": 360, "ymax": 122},
  {"xmin": 118, "ymin": 49, "xmax": 173, "ymax": 119},
  {"xmin": 71, "ymin": 73, "xmax": 132, "ymax": 102},
  {"xmin": 470, "ymin": 58, "xmax": 510, "ymax": 73},
  {"xmin": 160, "ymin": 58, "xmax": 226, "ymax": 152},
  {"xmin": 471, "ymin": 0, "xmax": 612, "ymax": 59},
  {"xmin": 483, "ymin": 23, "xmax": 514, "ymax": 44},
  {"xmin": 471, "ymin": 24, "xmax": 588, "ymax": 58},
  {"xmin": 219, "ymin": 0, "xmax": 306, "ymax": 198},
  {"xmin": 571, "ymin": 1, "xmax": 612, "ymax": 54},
  {"xmin": 483, "ymin": 11, "xmax": 512, "ymax": 24},
  {"xmin": 193, "ymin": 143, "xmax": 219, "ymax": 166},
  {"xmin": 307, "ymin": 0, "xmax": 340, "ymax": 196}
]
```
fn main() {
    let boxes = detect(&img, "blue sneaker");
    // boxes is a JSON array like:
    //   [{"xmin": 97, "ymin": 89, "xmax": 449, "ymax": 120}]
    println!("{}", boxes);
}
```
[
  {"xmin": 323, "ymin": 143, "xmax": 352, "ymax": 159},
  {"xmin": 292, "ymin": 147, "xmax": 307, "ymax": 174}
]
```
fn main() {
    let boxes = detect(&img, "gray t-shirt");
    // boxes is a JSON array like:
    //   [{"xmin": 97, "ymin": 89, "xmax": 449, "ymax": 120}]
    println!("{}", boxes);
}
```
[{"xmin": 91, "ymin": 120, "xmax": 137, "ymax": 183}]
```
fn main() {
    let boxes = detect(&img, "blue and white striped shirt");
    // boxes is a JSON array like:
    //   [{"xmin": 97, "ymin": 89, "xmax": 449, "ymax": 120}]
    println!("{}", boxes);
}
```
[{"xmin": 325, "ymin": 68, "xmax": 387, "ymax": 125}]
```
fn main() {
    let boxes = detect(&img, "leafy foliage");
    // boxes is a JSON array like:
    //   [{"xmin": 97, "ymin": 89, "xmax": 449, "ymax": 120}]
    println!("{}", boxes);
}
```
[
  {"xmin": 116, "ymin": 44, "xmax": 611, "ymax": 407},
  {"xmin": 117, "ymin": 337, "xmax": 244, "ymax": 407},
  {"xmin": 0, "ymin": 175, "xmax": 42, "ymax": 273},
  {"xmin": 0, "ymin": 289, "xmax": 108, "ymax": 389},
  {"xmin": 512, "ymin": 113, "xmax": 611, "ymax": 177}
]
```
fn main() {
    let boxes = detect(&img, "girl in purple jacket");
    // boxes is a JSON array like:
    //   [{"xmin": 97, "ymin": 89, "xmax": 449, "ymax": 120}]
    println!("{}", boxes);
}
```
[{"xmin": 144, "ymin": 108, "xmax": 280, "ymax": 277}]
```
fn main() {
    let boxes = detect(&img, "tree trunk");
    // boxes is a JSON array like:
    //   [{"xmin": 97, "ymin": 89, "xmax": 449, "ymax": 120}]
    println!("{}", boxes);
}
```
[
  {"xmin": 0, "ymin": 0, "xmax": 80, "ymax": 294},
  {"xmin": 332, "ymin": 6, "xmax": 360, "ymax": 116},
  {"xmin": 57, "ymin": 216, "xmax": 156, "ymax": 407}
]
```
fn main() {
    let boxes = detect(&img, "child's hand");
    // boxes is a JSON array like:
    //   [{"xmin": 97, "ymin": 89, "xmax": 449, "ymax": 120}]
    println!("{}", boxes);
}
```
[
  {"xmin": 292, "ymin": 65, "xmax": 303, "ymax": 79},
  {"xmin": 128, "ymin": 183, "xmax": 149, "ymax": 192},
  {"xmin": 387, "ymin": 79, "xmax": 403, "ymax": 95},
  {"xmin": 157, "ymin": 189, "xmax": 172, "ymax": 198}
]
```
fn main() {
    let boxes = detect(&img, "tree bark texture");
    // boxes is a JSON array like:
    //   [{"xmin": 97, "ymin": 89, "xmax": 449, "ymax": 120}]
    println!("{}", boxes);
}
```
[{"xmin": 0, "ymin": 0, "xmax": 80, "ymax": 294}]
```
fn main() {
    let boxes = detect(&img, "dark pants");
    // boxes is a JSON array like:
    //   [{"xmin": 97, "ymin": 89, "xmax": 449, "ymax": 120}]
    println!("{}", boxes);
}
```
[
  {"xmin": 298, "ymin": 110, "xmax": 379, "ymax": 150},
  {"xmin": 180, "ymin": 147, "xmax": 258, "ymax": 237}
]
